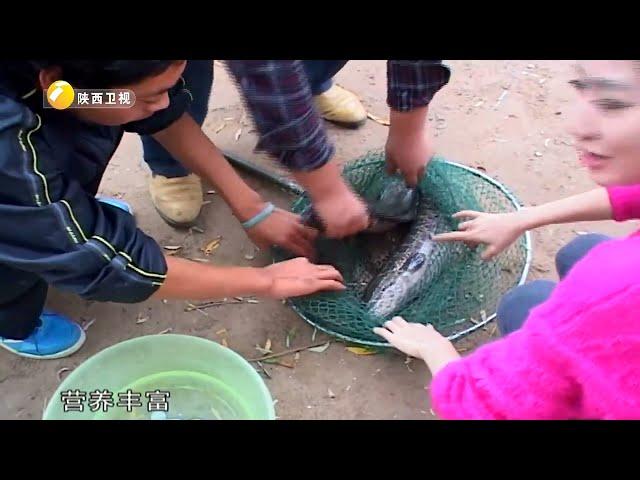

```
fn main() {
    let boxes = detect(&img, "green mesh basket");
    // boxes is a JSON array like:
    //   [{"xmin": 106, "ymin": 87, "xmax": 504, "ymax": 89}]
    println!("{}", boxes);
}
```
[{"xmin": 272, "ymin": 152, "xmax": 532, "ymax": 346}]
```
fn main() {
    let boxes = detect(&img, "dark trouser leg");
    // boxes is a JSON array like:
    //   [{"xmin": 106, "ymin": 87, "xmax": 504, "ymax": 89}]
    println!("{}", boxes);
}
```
[
  {"xmin": 142, "ymin": 60, "xmax": 214, "ymax": 178},
  {"xmin": 496, "ymin": 280, "xmax": 556, "ymax": 336},
  {"xmin": 0, "ymin": 265, "xmax": 47, "ymax": 340},
  {"xmin": 496, "ymin": 233, "xmax": 611, "ymax": 336},
  {"xmin": 555, "ymin": 233, "xmax": 611, "ymax": 279},
  {"xmin": 302, "ymin": 60, "xmax": 349, "ymax": 95}
]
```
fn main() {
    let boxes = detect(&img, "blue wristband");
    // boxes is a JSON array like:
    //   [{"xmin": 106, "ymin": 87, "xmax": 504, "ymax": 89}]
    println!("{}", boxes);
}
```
[{"xmin": 242, "ymin": 202, "xmax": 275, "ymax": 229}]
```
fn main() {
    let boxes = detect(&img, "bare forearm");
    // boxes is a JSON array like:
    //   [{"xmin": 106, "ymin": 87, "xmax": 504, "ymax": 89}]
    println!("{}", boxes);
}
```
[
  {"xmin": 291, "ymin": 159, "xmax": 348, "ymax": 200},
  {"xmin": 419, "ymin": 344, "xmax": 460, "ymax": 376},
  {"xmin": 389, "ymin": 106, "xmax": 429, "ymax": 139},
  {"xmin": 154, "ymin": 256, "xmax": 271, "ymax": 300},
  {"xmin": 152, "ymin": 114, "xmax": 263, "ymax": 221},
  {"xmin": 517, "ymin": 188, "xmax": 613, "ymax": 230}
]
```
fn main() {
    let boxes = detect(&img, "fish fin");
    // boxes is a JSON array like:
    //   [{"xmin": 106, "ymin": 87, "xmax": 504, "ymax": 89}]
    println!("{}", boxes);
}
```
[
  {"xmin": 401, "ymin": 252, "xmax": 427, "ymax": 273},
  {"xmin": 362, "ymin": 273, "xmax": 385, "ymax": 302}
]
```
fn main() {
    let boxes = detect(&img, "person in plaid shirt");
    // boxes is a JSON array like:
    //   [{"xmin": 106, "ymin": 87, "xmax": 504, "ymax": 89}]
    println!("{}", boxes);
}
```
[
  {"xmin": 227, "ymin": 60, "xmax": 450, "ymax": 238},
  {"xmin": 143, "ymin": 60, "xmax": 450, "ymax": 240}
]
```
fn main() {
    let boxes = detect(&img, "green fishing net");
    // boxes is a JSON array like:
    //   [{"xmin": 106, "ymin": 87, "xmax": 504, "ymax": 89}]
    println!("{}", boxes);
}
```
[{"xmin": 272, "ymin": 152, "xmax": 531, "ymax": 346}]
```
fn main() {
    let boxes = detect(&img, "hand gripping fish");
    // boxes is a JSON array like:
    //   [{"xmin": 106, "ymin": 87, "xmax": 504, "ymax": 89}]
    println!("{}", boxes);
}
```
[{"xmin": 300, "ymin": 176, "xmax": 419, "ymax": 234}]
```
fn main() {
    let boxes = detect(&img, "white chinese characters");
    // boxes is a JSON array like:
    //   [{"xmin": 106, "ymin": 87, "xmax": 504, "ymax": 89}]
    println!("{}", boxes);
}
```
[
  {"xmin": 105, "ymin": 92, "xmax": 117, "ymax": 105},
  {"xmin": 45, "ymin": 89, "xmax": 136, "ymax": 108},
  {"xmin": 77, "ymin": 92, "xmax": 90, "ymax": 105},
  {"xmin": 60, "ymin": 388, "xmax": 170, "ymax": 413},
  {"xmin": 118, "ymin": 91, "xmax": 131, "ymax": 105}
]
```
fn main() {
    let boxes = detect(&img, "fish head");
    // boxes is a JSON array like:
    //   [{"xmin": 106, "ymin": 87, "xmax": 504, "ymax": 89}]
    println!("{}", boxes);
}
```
[{"xmin": 370, "ymin": 179, "xmax": 419, "ymax": 223}]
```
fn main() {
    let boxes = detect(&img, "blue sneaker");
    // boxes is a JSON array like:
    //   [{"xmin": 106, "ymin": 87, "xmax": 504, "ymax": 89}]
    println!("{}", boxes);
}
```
[
  {"xmin": 96, "ymin": 196, "xmax": 134, "ymax": 215},
  {"xmin": 0, "ymin": 311, "xmax": 86, "ymax": 359}
]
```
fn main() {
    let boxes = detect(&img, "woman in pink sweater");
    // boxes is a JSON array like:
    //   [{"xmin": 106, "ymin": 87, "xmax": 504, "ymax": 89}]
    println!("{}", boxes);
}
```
[{"xmin": 374, "ymin": 60, "xmax": 640, "ymax": 420}]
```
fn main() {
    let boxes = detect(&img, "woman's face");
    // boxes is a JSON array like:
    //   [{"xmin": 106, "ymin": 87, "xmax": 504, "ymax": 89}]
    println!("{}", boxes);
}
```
[{"xmin": 568, "ymin": 60, "xmax": 640, "ymax": 186}]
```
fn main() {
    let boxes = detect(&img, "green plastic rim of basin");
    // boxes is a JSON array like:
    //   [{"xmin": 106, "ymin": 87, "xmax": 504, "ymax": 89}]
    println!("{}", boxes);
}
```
[{"xmin": 42, "ymin": 334, "xmax": 275, "ymax": 420}]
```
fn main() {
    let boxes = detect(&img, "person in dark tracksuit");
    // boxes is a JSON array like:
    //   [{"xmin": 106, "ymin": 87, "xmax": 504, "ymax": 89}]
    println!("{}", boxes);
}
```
[{"xmin": 0, "ymin": 60, "xmax": 344, "ymax": 360}]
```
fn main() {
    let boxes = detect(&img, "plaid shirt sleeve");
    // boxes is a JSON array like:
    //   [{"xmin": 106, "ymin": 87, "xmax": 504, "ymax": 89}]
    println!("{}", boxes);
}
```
[
  {"xmin": 226, "ymin": 60, "xmax": 334, "ymax": 172},
  {"xmin": 226, "ymin": 60, "xmax": 450, "ymax": 172},
  {"xmin": 387, "ymin": 60, "xmax": 451, "ymax": 112}
]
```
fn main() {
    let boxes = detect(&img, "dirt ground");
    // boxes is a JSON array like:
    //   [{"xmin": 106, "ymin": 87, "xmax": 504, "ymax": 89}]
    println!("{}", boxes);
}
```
[{"xmin": 2, "ymin": 60, "xmax": 638, "ymax": 420}]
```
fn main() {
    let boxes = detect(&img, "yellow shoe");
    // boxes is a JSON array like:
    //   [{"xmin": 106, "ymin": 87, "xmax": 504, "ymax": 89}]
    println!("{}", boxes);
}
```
[
  {"xmin": 314, "ymin": 84, "xmax": 367, "ymax": 129},
  {"xmin": 149, "ymin": 174, "xmax": 203, "ymax": 228}
]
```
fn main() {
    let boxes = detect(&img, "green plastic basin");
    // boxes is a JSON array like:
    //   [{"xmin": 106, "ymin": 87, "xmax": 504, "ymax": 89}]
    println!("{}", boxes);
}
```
[{"xmin": 42, "ymin": 334, "xmax": 275, "ymax": 420}]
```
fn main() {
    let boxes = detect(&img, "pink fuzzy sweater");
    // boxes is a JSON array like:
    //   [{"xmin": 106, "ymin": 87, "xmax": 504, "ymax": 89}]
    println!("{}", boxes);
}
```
[{"xmin": 430, "ymin": 185, "xmax": 640, "ymax": 420}]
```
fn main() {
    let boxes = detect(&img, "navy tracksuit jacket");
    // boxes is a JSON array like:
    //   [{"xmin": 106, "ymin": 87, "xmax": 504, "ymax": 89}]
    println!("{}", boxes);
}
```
[{"xmin": 0, "ymin": 69, "xmax": 193, "ymax": 338}]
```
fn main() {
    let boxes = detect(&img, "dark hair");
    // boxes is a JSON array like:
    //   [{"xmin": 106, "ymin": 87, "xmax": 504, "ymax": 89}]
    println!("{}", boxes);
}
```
[{"xmin": 2, "ymin": 60, "xmax": 180, "ymax": 90}]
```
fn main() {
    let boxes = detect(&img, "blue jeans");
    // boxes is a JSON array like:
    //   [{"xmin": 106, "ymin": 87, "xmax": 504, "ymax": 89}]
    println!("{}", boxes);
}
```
[
  {"xmin": 303, "ymin": 60, "xmax": 348, "ymax": 95},
  {"xmin": 142, "ymin": 60, "xmax": 348, "ymax": 178},
  {"xmin": 496, "ymin": 233, "xmax": 611, "ymax": 336}
]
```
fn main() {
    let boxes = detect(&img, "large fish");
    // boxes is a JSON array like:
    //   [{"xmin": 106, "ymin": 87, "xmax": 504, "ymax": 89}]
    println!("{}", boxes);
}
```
[{"xmin": 363, "ymin": 196, "xmax": 454, "ymax": 319}]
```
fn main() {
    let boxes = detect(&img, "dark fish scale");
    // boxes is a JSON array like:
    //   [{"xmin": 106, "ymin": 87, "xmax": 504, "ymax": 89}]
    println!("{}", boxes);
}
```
[{"xmin": 360, "ymin": 224, "xmax": 410, "ymax": 273}]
